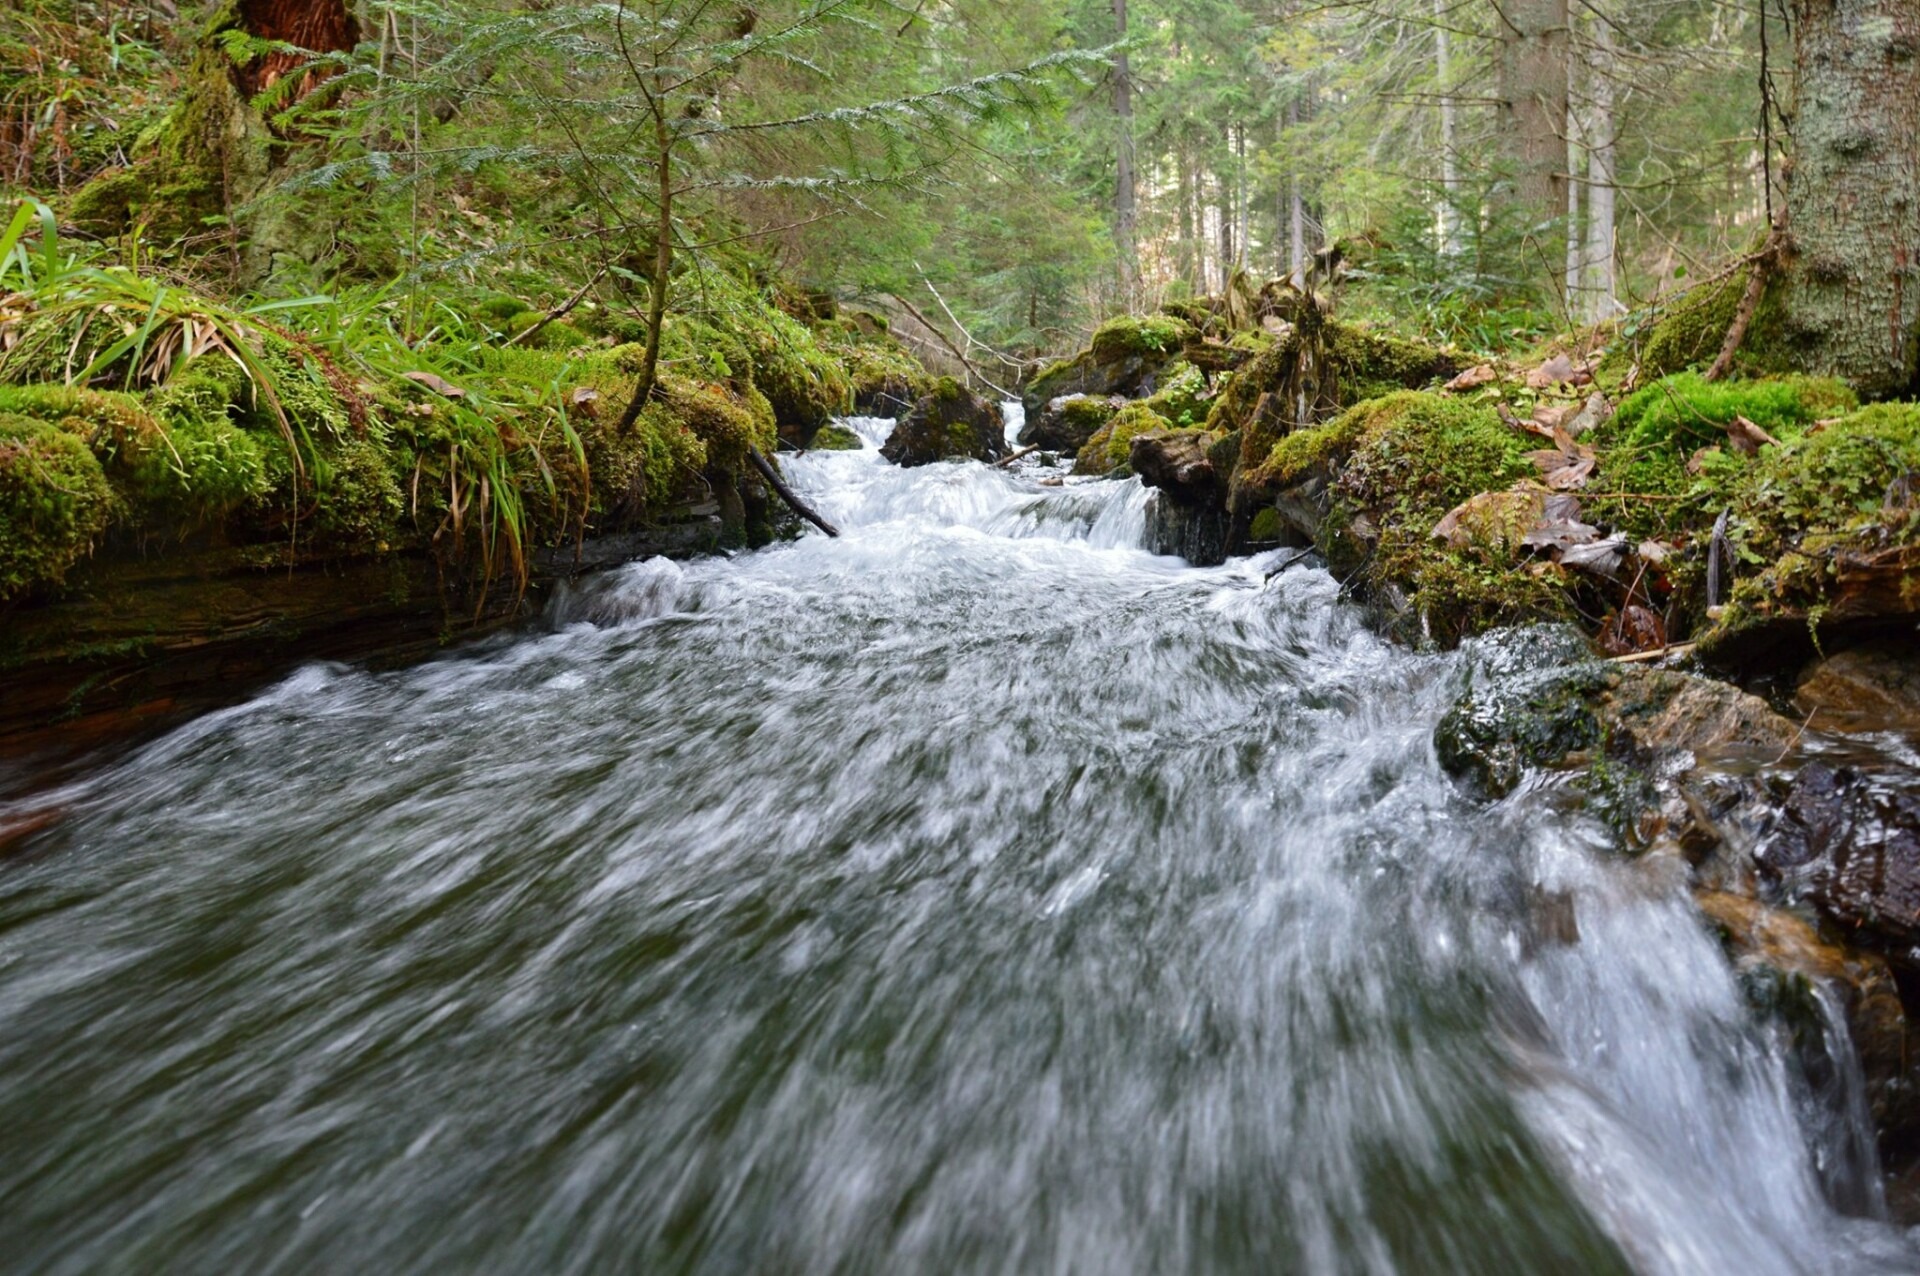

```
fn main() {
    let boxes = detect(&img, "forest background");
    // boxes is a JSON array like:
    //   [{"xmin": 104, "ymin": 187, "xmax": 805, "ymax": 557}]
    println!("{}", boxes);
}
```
[{"xmin": 0, "ymin": 0, "xmax": 1783, "ymax": 363}]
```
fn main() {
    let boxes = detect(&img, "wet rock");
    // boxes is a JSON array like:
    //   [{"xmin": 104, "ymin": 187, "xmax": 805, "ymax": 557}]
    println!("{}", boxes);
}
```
[
  {"xmin": 1758, "ymin": 765, "xmax": 1920, "ymax": 952},
  {"xmin": 1130, "ymin": 430, "xmax": 1223, "ymax": 508},
  {"xmin": 1698, "ymin": 890, "xmax": 1920, "ymax": 1171},
  {"xmin": 880, "ymin": 380, "xmax": 1006, "ymax": 468},
  {"xmin": 1432, "ymin": 625, "xmax": 1613, "ymax": 797},
  {"xmin": 1794, "ymin": 644, "xmax": 1920, "ymax": 737},
  {"xmin": 1021, "ymin": 315, "xmax": 1194, "ymax": 418},
  {"xmin": 1143, "ymin": 494, "xmax": 1230, "ymax": 565},
  {"xmin": 1019, "ymin": 394, "xmax": 1120, "ymax": 453}
]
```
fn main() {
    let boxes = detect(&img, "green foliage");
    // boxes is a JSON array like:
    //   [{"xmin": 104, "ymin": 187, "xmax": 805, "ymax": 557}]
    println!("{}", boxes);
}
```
[
  {"xmin": 1735, "ymin": 403, "xmax": 1920, "ymax": 559},
  {"xmin": 1144, "ymin": 362, "xmax": 1209, "ymax": 427},
  {"xmin": 0, "ymin": 412, "xmax": 113, "ymax": 599}
]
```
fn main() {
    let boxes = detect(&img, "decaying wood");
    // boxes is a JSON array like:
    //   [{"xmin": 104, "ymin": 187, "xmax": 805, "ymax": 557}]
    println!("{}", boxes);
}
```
[
  {"xmin": 1704, "ymin": 224, "xmax": 1782, "ymax": 383},
  {"xmin": 747, "ymin": 447, "xmax": 840, "ymax": 538},
  {"xmin": 995, "ymin": 444, "xmax": 1039, "ymax": 468}
]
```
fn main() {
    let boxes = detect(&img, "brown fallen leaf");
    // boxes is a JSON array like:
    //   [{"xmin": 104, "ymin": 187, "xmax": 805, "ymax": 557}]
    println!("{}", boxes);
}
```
[
  {"xmin": 1543, "ymin": 453, "xmax": 1596, "ymax": 491},
  {"xmin": 1560, "ymin": 536, "xmax": 1629, "ymax": 577},
  {"xmin": 1564, "ymin": 391, "xmax": 1612, "ymax": 436},
  {"xmin": 1725, "ymin": 413, "xmax": 1780, "ymax": 456},
  {"xmin": 1637, "ymin": 539, "xmax": 1674, "ymax": 566},
  {"xmin": 403, "ymin": 370, "xmax": 466, "ymax": 398},
  {"xmin": 1686, "ymin": 447, "xmax": 1721, "ymax": 476},
  {"xmin": 1525, "ymin": 353, "xmax": 1594, "ymax": 390},
  {"xmin": 1598, "ymin": 603, "xmax": 1668, "ymax": 656},
  {"xmin": 1444, "ymin": 363, "xmax": 1498, "ymax": 392},
  {"xmin": 1807, "ymin": 417, "xmax": 1841, "ymax": 436},
  {"xmin": 1530, "ymin": 402, "xmax": 1578, "ymax": 432}
]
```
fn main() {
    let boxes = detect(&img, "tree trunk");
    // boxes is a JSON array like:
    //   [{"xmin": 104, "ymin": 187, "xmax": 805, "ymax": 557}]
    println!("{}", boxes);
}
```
[
  {"xmin": 1288, "ymin": 101, "xmax": 1306, "ymax": 287},
  {"xmin": 1582, "ymin": 21, "xmax": 1620, "ymax": 323},
  {"xmin": 1434, "ymin": 0, "xmax": 1463, "ymax": 258},
  {"xmin": 1780, "ymin": 0, "xmax": 1920, "ymax": 396},
  {"xmin": 236, "ymin": 0, "xmax": 359, "ymax": 99},
  {"xmin": 618, "ymin": 113, "xmax": 674, "ymax": 435},
  {"xmin": 1565, "ymin": 96, "xmax": 1583, "ymax": 311},
  {"xmin": 1111, "ymin": 0, "xmax": 1140, "ymax": 306},
  {"xmin": 1178, "ymin": 146, "xmax": 1197, "ymax": 289},
  {"xmin": 1496, "ymin": 0, "xmax": 1569, "ymax": 240}
]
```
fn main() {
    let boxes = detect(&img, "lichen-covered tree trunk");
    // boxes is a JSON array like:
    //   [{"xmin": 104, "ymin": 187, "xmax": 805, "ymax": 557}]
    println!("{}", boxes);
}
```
[
  {"xmin": 1780, "ymin": 0, "xmax": 1920, "ymax": 397},
  {"xmin": 1495, "ymin": 0, "xmax": 1568, "ymax": 240}
]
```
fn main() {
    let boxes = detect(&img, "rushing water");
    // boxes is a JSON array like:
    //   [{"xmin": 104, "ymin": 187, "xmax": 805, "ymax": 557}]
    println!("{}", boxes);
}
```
[{"xmin": 1, "ymin": 413, "xmax": 1916, "ymax": 1275}]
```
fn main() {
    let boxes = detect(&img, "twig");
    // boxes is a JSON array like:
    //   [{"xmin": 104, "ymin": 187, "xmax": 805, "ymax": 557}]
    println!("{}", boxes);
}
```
[
  {"xmin": 995, "ymin": 444, "xmax": 1039, "ymax": 467},
  {"xmin": 747, "ymin": 446, "xmax": 839, "ymax": 538},
  {"xmin": 503, "ymin": 264, "xmax": 610, "ymax": 348},
  {"xmin": 1704, "ymin": 220, "xmax": 1784, "ymax": 382},
  {"xmin": 885, "ymin": 290, "xmax": 1017, "ymax": 401},
  {"xmin": 1607, "ymin": 641, "xmax": 1699, "ymax": 664}
]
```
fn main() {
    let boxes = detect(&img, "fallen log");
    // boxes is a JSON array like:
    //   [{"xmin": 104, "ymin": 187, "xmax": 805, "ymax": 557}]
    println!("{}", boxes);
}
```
[
  {"xmin": 995, "ymin": 444, "xmax": 1040, "ymax": 468},
  {"xmin": 747, "ymin": 447, "xmax": 840, "ymax": 538}
]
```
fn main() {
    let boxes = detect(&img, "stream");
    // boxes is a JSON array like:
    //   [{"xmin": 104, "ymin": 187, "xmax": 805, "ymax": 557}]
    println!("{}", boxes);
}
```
[{"xmin": 1, "ymin": 412, "xmax": 1916, "ymax": 1274}]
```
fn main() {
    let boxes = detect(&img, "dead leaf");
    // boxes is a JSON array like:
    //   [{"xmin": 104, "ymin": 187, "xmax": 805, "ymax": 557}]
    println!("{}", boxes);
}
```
[
  {"xmin": 1525, "ymin": 353, "xmax": 1593, "ymax": 390},
  {"xmin": 1686, "ymin": 447, "xmax": 1720, "ymax": 476},
  {"xmin": 1543, "ymin": 453, "xmax": 1596, "ymax": 491},
  {"xmin": 1560, "ymin": 536, "xmax": 1630, "ymax": 577},
  {"xmin": 1531, "ymin": 403, "xmax": 1578, "ymax": 432},
  {"xmin": 403, "ymin": 371, "xmax": 466, "ymax": 398},
  {"xmin": 1637, "ymin": 539, "xmax": 1674, "ymax": 566},
  {"xmin": 1599, "ymin": 603, "xmax": 1668, "ymax": 656},
  {"xmin": 1564, "ymin": 391, "xmax": 1611, "ymax": 436},
  {"xmin": 1808, "ymin": 417, "xmax": 1841, "ymax": 436},
  {"xmin": 1445, "ymin": 363, "xmax": 1498, "ymax": 392},
  {"xmin": 1724, "ymin": 414, "xmax": 1780, "ymax": 456}
]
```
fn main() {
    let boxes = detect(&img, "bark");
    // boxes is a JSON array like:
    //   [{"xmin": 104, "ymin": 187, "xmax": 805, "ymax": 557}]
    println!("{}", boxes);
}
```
[
  {"xmin": 1780, "ymin": 0, "xmax": 1920, "ymax": 396},
  {"xmin": 1288, "ymin": 101, "xmax": 1306, "ymax": 287},
  {"xmin": 1111, "ymin": 0, "xmax": 1140, "ymax": 306},
  {"xmin": 1435, "ymin": 0, "xmax": 1463, "ymax": 257},
  {"xmin": 235, "ymin": 0, "xmax": 359, "ymax": 99},
  {"xmin": 618, "ymin": 113, "xmax": 674, "ymax": 435},
  {"xmin": 1496, "ymin": 0, "xmax": 1569, "ymax": 236},
  {"xmin": 1582, "ymin": 21, "xmax": 1620, "ymax": 323},
  {"xmin": 1565, "ymin": 97, "xmax": 1583, "ymax": 308}
]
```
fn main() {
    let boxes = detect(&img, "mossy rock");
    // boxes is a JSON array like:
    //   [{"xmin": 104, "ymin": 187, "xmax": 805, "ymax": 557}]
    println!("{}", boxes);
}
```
[
  {"xmin": 1433, "ymin": 625, "xmax": 1613, "ymax": 796},
  {"xmin": 1700, "ymin": 402, "xmax": 1920, "ymax": 659},
  {"xmin": 129, "ymin": 414, "xmax": 274, "ymax": 529},
  {"xmin": 1074, "ymin": 402, "xmax": 1173, "ymax": 476},
  {"xmin": 881, "ymin": 379, "xmax": 1003, "ymax": 468},
  {"xmin": 1019, "ymin": 393, "xmax": 1119, "ymax": 452},
  {"xmin": 0, "ymin": 385, "xmax": 164, "ymax": 469},
  {"xmin": 1023, "ymin": 314, "xmax": 1197, "ymax": 415},
  {"xmin": 0, "ymin": 414, "xmax": 114, "ymax": 600},
  {"xmin": 809, "ymin": 423, "xmax": 864, "ymax": 451},
  {"xmin": 1319, "ymin": 392, "xmax": 1563, "ymax": 644},
  {"xmin": 1143, "ymin": 361, "xmax": 1211, "ymax": 428}
]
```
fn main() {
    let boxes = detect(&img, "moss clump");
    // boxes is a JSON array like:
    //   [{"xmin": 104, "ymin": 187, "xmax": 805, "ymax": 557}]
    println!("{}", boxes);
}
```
[
  {"xmin": 1623, "ymin": 271, "xmax": 1794, "ymax": 383},
  {"xmin": 1323, "ymin": 392, "xmax": 1563, "ymax": 643},
  {"xmin": 1089, "ymin": 314, "xmax": 1196, "ymax": 362},
  {"xmin": 1735, "ymin": 403, "xmax": 1920, "ymax": 558},
  {"xmin": 1326, "ymin": 323, "xmax": 1459, "ymax": 402},
  {"xmin": 505, "ymin": 312, "xmax": 590, "ymax": 351},
  {"xmin": 810, "ymin": 423, "xmax": 863, "ymax": 451},
  {"xmin": 310, "ymin": 437, "xmax": 405, "ymax": 551},
  {"xmin": 657, "ymin": 374, "xmax": 774, "ymax": 470},
  {"xmin": 1249, "ymin": 410, "xmax": 1367, "ymax": 489},
  {"xmin": 1057, "ymin": 395, "xmax": 1119, "ymax": 436},
  {"xmin": 1075, "ymin": 402, "xmax": 1173, "ymax": 475},
  {"xmin": 130, "ymin": 415, "xmax": 273, "ymax": 527},
  {"xmin": 1248, "ymin": 507, "xmax": 1284, "ymax": 542},
  {"xmin": 0, "ymin": 414, "xmax": 114, "ymax": 600},
  {"xmin": 0, "ymin": 384, "xmax": 163, "ymax": 467},
  {"xmin": 1585, "ymin": 371, "xmax": 1858, "ymax": 542},
  {"xmin": 1144, "ymin": 361, "xmax": 1209, "ymax": 427}
]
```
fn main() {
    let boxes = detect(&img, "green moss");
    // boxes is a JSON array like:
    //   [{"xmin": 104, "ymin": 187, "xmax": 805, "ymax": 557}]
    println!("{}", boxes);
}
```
[
  {"xmin": 1074, "ymin": 402, "xmax": 1173, "ymax": 475},
  {"xmin": 1322, "ymin": 392, "xmax": 1556, "ymax": 644},
  {"xmin": 1248, "ymin": 507, "xmax": 1284, "ymax": 542},
  {"xmin": 1585, "ymin": 371, "xmax": 1858, "ymax": 542},
  {"xmin": 0, "ymin": 384, "xmax": 162, "ymax": 467},
  {"xmin": 0, "ymin": 414, "xmax": 113, "ymax": 600},
  {"xmin": 147, "ymin": 354, "xmax": 252, "ymax": 429},
  {"xmin": 128, "ymin": 414, "xmax": 272, "ymax": 527},
  {"xmin": 1736, "ymin": 402, "xmax": 1920, "ymax": 556},
  {"xmin": 1250, "ymin": 409, "xmax": 1367, "ymax": 488},
  {"xmin": 310, "ymin": 437, "xmax": 405, "ymax": 551},
  {"xmin": 1089, "ymin": 314, "xmax": 1195, "ymax": 362},
  {"xmin": 1326, "ymin": 324, "xmax": 1458, "ymax": 402},
  {"xmin": 810, "ymin": 423, "xmax": 863, "ymax": 451},
  {"xmin": 657, "ymin": 373, "xmax": 772, "ymax": 470},
  {"xmin": 1623, "ymin": 271, "xmax": 1795, "ymax": 383},
  {"xmin": 505, "ymin": 312, "xmax": 590, "ymax": 351},
  {"xmin": 1144, "ymin": 361, "xmax": 1209, "ymax": 427},
  {"xmin": 1057, "ymin": 395, "xmax": 1119, "ymax": 435}
]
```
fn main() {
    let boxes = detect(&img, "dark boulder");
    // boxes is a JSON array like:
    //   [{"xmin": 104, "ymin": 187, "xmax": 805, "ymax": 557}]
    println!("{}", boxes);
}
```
[
  {"xmin": 1020, "ymin": 394, "xmax": 1120, "ymax": 453},
  {"xmin": 1130, "ymin": 430, "xmax": 1225, "ymax": 509},
  {"xmin": 1020, "ymin": 315, "xmax": 1195, "ymax": 418},
  {"xmin": 880, "ymin": 379, "xmax": 1006, "ymax": 468},
  {"xmin": 1760, "ymin": 764, "xmax": 1920, "ymax": 951}
]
